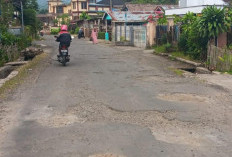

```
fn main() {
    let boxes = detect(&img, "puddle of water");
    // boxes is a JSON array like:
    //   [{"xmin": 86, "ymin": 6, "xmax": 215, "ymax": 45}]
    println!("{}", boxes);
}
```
[{"xmin": 157, "ymin": 93, "xmax": 208, "ymax": 103}]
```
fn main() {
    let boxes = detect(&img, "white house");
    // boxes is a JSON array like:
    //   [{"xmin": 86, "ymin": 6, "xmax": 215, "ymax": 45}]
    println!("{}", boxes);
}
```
[
  {"xmin": 179, "ymin": 0, "xmax": 226, "ymax": 7},
  {"xmin": 166, "ymin": 0, "xmax": 227, "ymax": 16}
]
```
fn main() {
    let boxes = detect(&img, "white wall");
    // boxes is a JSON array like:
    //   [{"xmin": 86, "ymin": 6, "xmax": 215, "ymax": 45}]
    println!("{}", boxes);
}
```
[{"xmin": 179, "ymin": 0, "xmax": 226, "ymax": 7}]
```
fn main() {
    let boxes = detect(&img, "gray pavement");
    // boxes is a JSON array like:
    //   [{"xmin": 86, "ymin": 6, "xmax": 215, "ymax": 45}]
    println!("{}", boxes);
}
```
[{"xmin": 0, "ymin": 36, "xmax": 232, "ymax": 157}]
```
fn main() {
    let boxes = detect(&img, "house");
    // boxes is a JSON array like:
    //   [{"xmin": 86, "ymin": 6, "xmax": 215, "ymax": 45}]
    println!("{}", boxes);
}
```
[
  {"xmin": 48, "ymin": 0, "xmax": 72, "ymax": 25},
  {"xmin": 165, "ymin": 0, "xmax": 228, "ymax": 48},
  {"xmin": 103, "ymin": 11, "xmax": 157, "ymax": 48},
  {"xmin": 71, "ymin": 0, "xmax": 91, "ymax": 20},
  {"xmin": 47, "ymin": 0, "xmax": 125, "ymax": 23},
  {"xmin": 166, "ymin": 0, "xmax": 226, "ymax": 16},
  {"xmin": 122, "ymin": 3, "xmax": 178, "ymax": 12}
]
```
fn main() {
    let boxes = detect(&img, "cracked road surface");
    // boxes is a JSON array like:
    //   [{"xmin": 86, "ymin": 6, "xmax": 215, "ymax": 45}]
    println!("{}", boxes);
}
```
[{"xmin": 0, "ymin": 36, "xmax": 232, "ymax": 157}]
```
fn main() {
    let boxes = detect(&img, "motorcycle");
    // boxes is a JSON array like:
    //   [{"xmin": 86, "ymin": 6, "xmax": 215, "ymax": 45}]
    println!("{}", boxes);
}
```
[
  {"xmin": 54, "ymin": 36, "xmax": 70, "ymax": 66},
  {"xmin": 78, "ymin": 30, "xmax": 85, "ymax": 39}
]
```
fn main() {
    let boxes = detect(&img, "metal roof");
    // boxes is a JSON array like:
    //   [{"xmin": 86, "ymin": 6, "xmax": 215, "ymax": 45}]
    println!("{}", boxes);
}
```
[
  {"xmin": 105, "ymin": 11, "xmax": 157, "ymax": 22},
  {"xmin": 124, "ymin": 3, "xmax": 178, "ymax": 12},
  {"xmin": 97, "ymin": 0, "xmax": 125, "ymax": 6},
  {"xmin": 165, "ymin": 5, "xmax": 226, "ymax": 16}
]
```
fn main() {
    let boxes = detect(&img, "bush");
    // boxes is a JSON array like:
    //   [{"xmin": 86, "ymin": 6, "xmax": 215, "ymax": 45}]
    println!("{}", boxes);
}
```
[
  {"xmin": 164, "ymin": 43, "xmax": 172, "ymax": 52},
  {"xmin": 70, "ymin": 30, "xmax": 75, "ymax": 34},
  {"xmin": 1, "ymin": 32, "xmax": 18, "ymax": 45},
  {"xmin": 98, "ymin": 32, "xmax": 105, "ymax": 39},
  {"xmin": 178, "ymin": 34, "xmax": 188, "ymax": 52},
  {"xmin": 51, "ymin": 28, "xmax": 60, "ymax": 35},
  {"xmin": 17, "ymin": 34, "xmax": 32, "ymax": 50},
  {"xmin": 161, "ymin": 34, "xmax": 167, "ymax": 45},
  {"xmin": 75, "ymin": 27, "xmax": 80, "ymax": 34}
]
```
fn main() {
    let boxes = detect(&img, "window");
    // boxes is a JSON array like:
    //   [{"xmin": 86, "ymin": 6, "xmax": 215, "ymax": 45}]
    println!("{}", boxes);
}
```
[
  {"xmin": 89, "ymin": 0, "xmax": 95, "ymax": 4},
  {"xmin": 57, "ymin": 6, "xmax": 63, "ymax": 14},
  {"xmin": 73, "ymin": 2, "xmax": 76, "ymax": 9},
  {"xmin": 81, "ymin": 2, "xmax": 87, "ymax": 9}
]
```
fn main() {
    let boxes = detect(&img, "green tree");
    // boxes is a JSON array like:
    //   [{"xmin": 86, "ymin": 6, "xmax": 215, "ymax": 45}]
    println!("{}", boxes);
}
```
[
  {"xmin": 198, "ymin": 6, "xmax": 231, "ymax": 46},
  {"xmin": 0, "ymin": 0, "xmax": 14, "ymax": 29},
  {"xmin": 57, "ymin": 14, "xmax": 70, "ymax": 25},
  {"xmin": 39, "ymin": 9, "xmax": 48, "ymax": 14},
  {"xmin": 157, "ymin": 15, "xmax": 167, "ymax": 25},
  {"xmin": 181, "ymin": 12, "xmax": 197, "ymax": 34},
  {"xmin": 80, "ymin": 12, "xmax": 91, "ymax": 20}
]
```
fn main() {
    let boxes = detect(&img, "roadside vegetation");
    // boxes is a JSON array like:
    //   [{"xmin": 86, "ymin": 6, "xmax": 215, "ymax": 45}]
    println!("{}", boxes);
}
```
[
  {"xmin": 0, "ymin": 53, "xmax": 47, "ymax": 99},
  {"xmin": 155, "ymin": 6, "xmax": 232, "ymax": 74},
  {"xmin": 0, "ymin": 0, "xmax": 42, "ymax": 67}
]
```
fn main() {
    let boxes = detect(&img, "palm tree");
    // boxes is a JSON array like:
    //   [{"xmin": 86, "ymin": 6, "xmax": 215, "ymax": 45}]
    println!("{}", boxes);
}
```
[{"xmin": 198, "ymin": 6, "xmax": 231, "ymax": 46}]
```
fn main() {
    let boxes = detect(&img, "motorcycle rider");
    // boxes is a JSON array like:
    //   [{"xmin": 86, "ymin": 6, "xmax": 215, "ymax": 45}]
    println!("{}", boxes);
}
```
[{"xmin": 56, "ymin": 25, "xmax": 72, "ymax": 55}]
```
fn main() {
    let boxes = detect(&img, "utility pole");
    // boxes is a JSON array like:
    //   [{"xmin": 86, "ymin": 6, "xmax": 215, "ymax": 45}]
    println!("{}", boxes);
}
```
[
  {"xmin": 110, "ymin": 0, "xmax": 112, "ymax": 11},
  {"xmin": 20, "ymin": 1, "xmax": 24, "ymax": 33}
]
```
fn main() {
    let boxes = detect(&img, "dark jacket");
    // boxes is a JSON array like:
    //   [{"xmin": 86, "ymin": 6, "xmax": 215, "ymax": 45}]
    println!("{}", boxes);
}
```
[{"xmin": 56, "ymin": 33, "xmax": 72, "ymax": 47}]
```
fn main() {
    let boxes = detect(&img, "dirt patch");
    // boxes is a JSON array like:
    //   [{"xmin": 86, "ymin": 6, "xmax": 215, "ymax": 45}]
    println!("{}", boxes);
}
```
[
  {"xmin": 89, "ymin": 153, "xmax": 126, "ymax": 157},
  {"xmin": 135, "ymin": 75, "xmax": 164, "ymax": 82},
  {"xmin": 157, "ymin": 93, "xmax": 209, "ymax": 103}
]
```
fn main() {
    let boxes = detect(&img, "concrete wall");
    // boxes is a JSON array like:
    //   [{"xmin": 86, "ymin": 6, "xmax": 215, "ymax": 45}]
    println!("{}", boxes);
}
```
[
  {"xmin": 146, "ymin": 22, "xmax": 156, "ymax": 47},
  {"xmin": 218, "ymin": 32, "xmax": 227, "ymax": 48}
]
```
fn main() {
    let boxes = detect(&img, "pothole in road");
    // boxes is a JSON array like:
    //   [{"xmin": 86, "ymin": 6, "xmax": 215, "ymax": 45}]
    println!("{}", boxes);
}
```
[
  {"xmin": 37, "ymin": 114, "xmax": 86, "ymax": 128},
  {"xmin": 151, "ymin": 127, "xmax": 225, "ymax": 147},
  {"xmin": 157, "ymin": 93, "xmax": 209, "ymax": 103},
  {"xmin": 89, "ymin": 153, "xmax": 126, "ymax": 157}
]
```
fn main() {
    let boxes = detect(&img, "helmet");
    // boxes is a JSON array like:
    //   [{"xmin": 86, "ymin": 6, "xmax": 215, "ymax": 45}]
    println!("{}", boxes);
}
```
[{"xmin": 60, "ymin": 25, "xmax": 68, "ymax": 31}]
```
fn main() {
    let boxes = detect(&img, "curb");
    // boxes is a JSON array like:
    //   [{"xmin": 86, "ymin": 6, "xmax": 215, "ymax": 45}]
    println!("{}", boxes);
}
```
[
  {"xmin": 0, "ymin": 71, "xmax": 19, "ymax": 88},
  {"xmin": 154, "ymin": 52, "xmax": 214, "ymax": 74},
  {"xmin": 156, "ymin": 52, "xmax": 202, "ymax": 67}
]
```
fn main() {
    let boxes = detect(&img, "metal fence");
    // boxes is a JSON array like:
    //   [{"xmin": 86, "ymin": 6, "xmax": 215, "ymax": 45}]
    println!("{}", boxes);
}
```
[
  {"xmin": 156, "ymin": 25, "xmax": 168, "ymax": 45},
  {"xmin": 115, "ymin": 25, "xmax": 147, "ymax": 48},
  {"xmin": 133, "ymin": 27, "xmax": 146, "ymax": 48},
  {"xmin": 156, "ymin": 25, "xmax": 180, "ymax": 45}
]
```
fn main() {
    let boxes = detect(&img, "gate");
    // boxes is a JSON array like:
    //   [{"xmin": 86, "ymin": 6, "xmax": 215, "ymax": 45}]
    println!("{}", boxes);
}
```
[
  {"xmin": 156, "ymin": 25, "xmax": 168, "ymax": 45},
  {"xmin": 133, "ymin": 27, "xmax": 147, "ymax": 48}
]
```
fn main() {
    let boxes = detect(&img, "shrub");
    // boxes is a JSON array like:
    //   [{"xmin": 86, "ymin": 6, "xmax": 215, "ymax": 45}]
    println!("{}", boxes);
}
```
[
  {"xmin": 178, "ymin": 34, "xmax": 188, "ymax": 52},
  {"xmin": 165, "ymin": 43, "xmax": 171, "ymax": 52},
  {"xmin": 70, "ymin": 30, "xmax": 75, "ymax": 34},
  {"xmin": 75, "ymin": 27, "xmax": 80, "ymax": 34},
  {"xmin": 98, "ymin": 32, "xmax": 105, "ymax": 39},
  {"xmin": 161, "ymin": 34, "xmax": 167, "ymax": 45},
  {"xmin": 164, "ymin": 43, "xmax": 172, "ymax": 53},
  {"xmin": 51, "ymin": 28, "xmax": 60, "ymax": 35}
]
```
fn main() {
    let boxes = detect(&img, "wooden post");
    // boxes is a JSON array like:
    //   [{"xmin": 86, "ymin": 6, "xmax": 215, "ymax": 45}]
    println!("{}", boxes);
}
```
[{"xmin": 106, "ymin": 19, "xmax": 107, "ymax": 33}]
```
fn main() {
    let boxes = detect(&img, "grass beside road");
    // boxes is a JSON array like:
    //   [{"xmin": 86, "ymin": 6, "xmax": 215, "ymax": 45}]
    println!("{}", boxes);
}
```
[
  {"xmin": 154, "ymin": 45, "xmax": 200, "ymax": 62},
  {"xmin": 169, "ymin": 67, "xmax": 184, "ymax": 76},
  {"xmin": 0, "ymin": 53, "xmax": 48, "ymax": 99}
]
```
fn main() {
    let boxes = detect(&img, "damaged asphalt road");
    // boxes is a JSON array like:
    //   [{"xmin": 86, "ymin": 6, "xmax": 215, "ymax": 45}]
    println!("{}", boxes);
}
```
[{"xmin": 0, "ymin": 36, "xmax": 232, "ymax": 157}]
